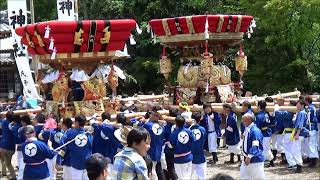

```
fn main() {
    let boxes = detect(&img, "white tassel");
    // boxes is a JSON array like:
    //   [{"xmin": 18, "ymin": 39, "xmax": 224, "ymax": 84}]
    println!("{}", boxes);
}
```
[
  {"xmin": 136, "ymin": 23, "xmax": 142, "ymax": 34},
  {"xmin": 123, "ymin": 44, "xmax": 128, "ymax": 56},
  {"xmin": 115, "ymin": 44, "xmax": 129, "ymax": 57},
  {"xmin": 113, "ymin": 65, "xmax": 126, "ymax": 80},
  {"xmin": 44, "ymin": 25, "xmax": 51, "ymax": 38},
  {"xmin": 251, "ymin": 19, "xmax": 256, "ymax": 28},
  {"xmin": 129, "ymin": 34, "xmax": 136, "ymax": 45},
  {"xmin": 247, "ymin": 31, "xmax": 251, "ymax": 38},
  {"xmin": 153, "ymin": 35, "xmax": 157, "ymax": 44},
  {"xmin": 204, "ymin": 17, "xmax": 209, "ymax": 39},
  {"xmin": 150, "ymin": 28, "xmax": 154, "ymax": 38},
  {"xmin": 205, "ymin": 81, "xmax": 209, "ymax": 93},
  {"xmin": 147, "ymin": 24, "xmax": 151, "ymax": 33},
  {"xmin": 250, "ymin": 26, "xmax": 253, "ymax": 33},
  {"xmin": 51, "ymin": 47, "xmax": 57, "ymax": 59},
  {"xmin": 49, "ymin": 37, "xmax": 54, "ymax": 50}
]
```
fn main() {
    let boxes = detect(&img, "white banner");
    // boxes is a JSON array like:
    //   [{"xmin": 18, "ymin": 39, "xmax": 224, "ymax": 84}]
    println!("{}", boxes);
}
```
[
  {"xmin": 57, "ymin": 0, "xmax": 75, "ymax": 21},
  {"xmin": 7, "ymin": 0, "xmax": 27, "ymax": 29},
  {"xmin": 15, "ymin": 56, "xmax": 42, "ymax": 100},
  {"xmin": 7, "ymin": 0, "xmax": 27, "ymax": 56}
]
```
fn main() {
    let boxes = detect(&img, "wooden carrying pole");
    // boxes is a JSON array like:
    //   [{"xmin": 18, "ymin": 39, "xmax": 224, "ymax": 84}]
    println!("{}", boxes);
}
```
[
  {"xmin": 169, "ymin": 104, "xmax": 298, "ymax": 113},
  {"xmin": 0, "ymin": 108, "xmax": 43, "ymax": 116},
  {"xmin": 238, "ymin": 89, "xmax": 301, "ymax": 102}
]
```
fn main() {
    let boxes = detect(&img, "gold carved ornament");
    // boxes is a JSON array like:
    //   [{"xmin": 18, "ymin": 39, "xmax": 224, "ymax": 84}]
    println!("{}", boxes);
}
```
[
  {"xmin": 235, "ymin": 55, "xmax": 247, "ymax": 78},
  {"xmin": 81, "ymin": 78, "xmax": 105, "ymax": 101},
  {"xmin": 26, "ymin": 34, "xmax": 35, "ymax": 48},
  {"xmin": 177, "ymin": 65, "xmax": 199, "ymax": 88},
  {"xmin": 108, "ymin": 67, "xmax": 119, "ymax": 91},
  {"xmin": 210, "ymin": 65, "xmax": 221, "ymax": 86},
  {"xmin": 100, "ymin": 26, "xmax": 111, "ymax": 44},
  {"xmin": 74, "ymin": 28, "xmax": 84, "ymax": 45},
  {"xmin": 159, "ymin": 55, "xmax": 172, "ymax": 80},
  {"xmin": 162, "ymin": 19, "xmax": 171, "ymax": 36},
  {"xmin": 52, "ymin": 73, "xmax": 70, "ymax": 103},
  {"xmin": 199, "ymin": 53, "xmax": 213, "ymax": 75},
  {"xmin": 186, "ymin": 16, "xmax": 195, "ymax": 34},
  {"xmin": 219, "ymin": 65, "xmax": 231, "ymax": 85},
  {"xmin": 34, "ymin": 31, "xmax": 45, "ymax": 47}
]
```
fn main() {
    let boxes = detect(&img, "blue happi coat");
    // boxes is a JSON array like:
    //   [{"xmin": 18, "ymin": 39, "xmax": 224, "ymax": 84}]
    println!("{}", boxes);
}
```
[
  {"xmin": 255, "ymin": 111, "xmax": 272, "ymax": 137},
  {"xmin": 242, "ymin": 123, "xmax": 264, "ymax": 163},
  {"xmin": 225, "ymin": 112, "xmax": 240, "ymax": 146},
  {"xmin": 190, "ymin": 124, "xmax": 206, "ymax": 164},
  {"xmin": 169, "ymin": 127, "xmax": 194, "ymax": 164},
  {"xmin": 143, "ymin": 120, "xmax": 165, "ymax": 162},
  {"xmin": 22, "ymin": 138, "xmax": 56, "ymax": 180},
  {"xmin": 60, "ymin": 128, "xmax": 93, "ymax": 170}
]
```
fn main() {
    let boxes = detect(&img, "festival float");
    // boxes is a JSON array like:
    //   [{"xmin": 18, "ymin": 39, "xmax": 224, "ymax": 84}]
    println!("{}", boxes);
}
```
[
  {"xmin": 146, "ymin": 14, "xmax": 317, "ymax": 113},
  {"xmin": 13, "ymin": 19, "xmax": 139, "ymax": 118},
  {"xmin": 149, "ymin": 14, "xmax": 256, "ymax": 105}
]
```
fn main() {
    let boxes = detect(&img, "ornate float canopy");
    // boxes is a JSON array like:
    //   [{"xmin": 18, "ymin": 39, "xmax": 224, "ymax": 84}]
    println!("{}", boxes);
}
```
[
  {"xmin": 15, "ymin": 19, "xmax": 136, "ymax": 66},
  {"xmin": 149, "ymin": 15, "xmax": 255, "ymax": 104},
  {"xmin": 149, "ymin": 15, "xmax": 253, "ymax": 56}
]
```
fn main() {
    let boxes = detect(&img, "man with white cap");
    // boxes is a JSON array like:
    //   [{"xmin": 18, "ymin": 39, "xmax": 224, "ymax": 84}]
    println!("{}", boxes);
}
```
[{"xmin": 240, "ymin": 113, "xmax": 265, "ymax": 180}]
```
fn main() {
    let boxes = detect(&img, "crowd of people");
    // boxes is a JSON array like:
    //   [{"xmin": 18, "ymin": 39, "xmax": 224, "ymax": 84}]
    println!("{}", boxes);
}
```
[{"xmin": 0, "ymin": 95, "xmax": 319, "ymax": 180}]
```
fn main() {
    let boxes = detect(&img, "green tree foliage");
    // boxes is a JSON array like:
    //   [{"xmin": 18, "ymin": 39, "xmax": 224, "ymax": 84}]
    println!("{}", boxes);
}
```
[{"xmin": 241, "ymin": 0, "xmax": 320, "ymax": 94}]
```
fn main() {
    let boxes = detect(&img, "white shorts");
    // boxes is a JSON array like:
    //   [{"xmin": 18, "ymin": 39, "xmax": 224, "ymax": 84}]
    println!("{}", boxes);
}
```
[
  {"xmin": 70, "ymin": 167, "xmax": 89, "ymax": 180},
  {"xmin": 17, "ymin": 150, "xmax": 25, "ymax": 180},
  {"xmin": 191, "ymin": 162, "xmax": 206, "ymax": 180},
  {"xmin": 240, "ymin": 161, "xmax": 265, "ymax": 180},
  {"xmin": 63, "ymin": 165, "xmax": 71, "ymax": 180},
  {"xmin": 46, "ymin": 155, "xmax": 57, "ymax": 180},
  {"xmin": 160, "ymin": 145, "xmax": 167, "ymax": 170},
  {"xmin": 304, "ymin": 130, "xmax": 319, "ymax": 158},
  {"xmin": 262, "ymin": 137, "xmax": 273, "ymax": 161},
  {"xmin": 270, "ymin": 134, "xmax": 277, "ymax": 150},
  {"xmin": 174, "ymin": 162, "xmax": 192, "ymax": 180},
  {"xmin": 228, "ymin": 142, "xmax": 241, "ymax": 155},
  {"xmin": 275, "ymin": 134, "xmax": 284, "ymax": 153},
  {"xmin": 208, "ymin": 132, "xmax": 218, "ymax": 153}
]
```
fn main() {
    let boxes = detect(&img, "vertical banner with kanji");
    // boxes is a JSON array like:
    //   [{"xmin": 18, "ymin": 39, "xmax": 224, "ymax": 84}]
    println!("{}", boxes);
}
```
[
  {"xmin": 7, "ymin": 0, "xmax": 27, "ymax": 56},
  {"xmin": 7, "ymin": 0, "xmax": 27, "ymax": 30},
  {"xmin": 15, "ymin": 56, "xmax": 42, "ymax": 100},
  {"xmin": 57, "ymin": 0, "xmax": 75, "ymax": 21},
  {"xmin": 7, "ymin": 0, "xmax": 41, "ymax": 100}
]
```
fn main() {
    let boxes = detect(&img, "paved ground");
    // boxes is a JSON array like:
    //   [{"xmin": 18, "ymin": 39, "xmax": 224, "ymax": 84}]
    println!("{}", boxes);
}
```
[{"xmin": 206, "ymin": 148, "xmax": 320, "ymax": 179}]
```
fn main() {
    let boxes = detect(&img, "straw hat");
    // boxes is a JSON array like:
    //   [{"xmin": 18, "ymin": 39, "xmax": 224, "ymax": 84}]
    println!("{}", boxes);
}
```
[{"xmin": 114, "ymin": 126, "xmax": 133, "ymax": 145}]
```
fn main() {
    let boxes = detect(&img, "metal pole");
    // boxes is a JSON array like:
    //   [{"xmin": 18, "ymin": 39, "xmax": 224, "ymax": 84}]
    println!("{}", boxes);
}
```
[
  {"xmin": 29, "ymin": 0, "xmax": 40, "ymax": 97},
  {"xmin": 30, "ymin": 0, "xmax": 35, "ymax": 23},
  {"xmin": 75, "ymin": 0, "xmax": 79, "ymax": 20}
]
